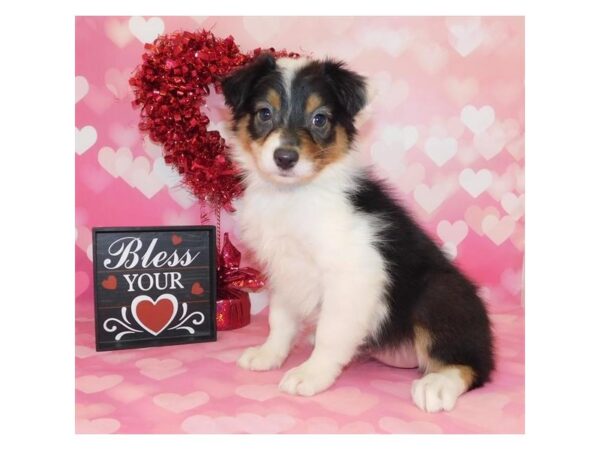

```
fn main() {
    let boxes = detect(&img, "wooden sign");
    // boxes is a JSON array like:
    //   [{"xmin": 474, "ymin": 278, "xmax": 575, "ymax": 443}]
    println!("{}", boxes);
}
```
[{"xmin": 93, "ymin": 226, "xmax": 217, "ymax": 351}]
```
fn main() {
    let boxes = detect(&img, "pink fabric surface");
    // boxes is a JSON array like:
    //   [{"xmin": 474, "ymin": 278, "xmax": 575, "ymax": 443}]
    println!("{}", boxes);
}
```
[
  {"xmin": 75, "ymin": 16, "xmax": 524, "ymax": 433},
  {"xmin": 75, "ymin": 300, "xmax": 524, "ymax": 434}
]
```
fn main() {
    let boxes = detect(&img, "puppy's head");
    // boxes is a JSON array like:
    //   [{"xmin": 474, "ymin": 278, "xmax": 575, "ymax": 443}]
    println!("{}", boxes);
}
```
[{"xmin": 221, "ymin": 54, "xmax": 367, "ymax": 185}]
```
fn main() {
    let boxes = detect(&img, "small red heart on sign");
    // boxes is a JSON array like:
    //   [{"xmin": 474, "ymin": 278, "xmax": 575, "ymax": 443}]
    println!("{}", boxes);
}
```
[
  {"xmin": 131, "ymin": 294, "xmax": 178, "ymax": 336},
  {"xmin": 101, "ymin": 275, "xmax": 117, "ymax": 290},
  {"xmin": 171, "ymin": 234, "xmax": 183, "ymax": 245},
  {"xmin": 191, "ymin": 282, "xmax": 204, "ymax": 295}
]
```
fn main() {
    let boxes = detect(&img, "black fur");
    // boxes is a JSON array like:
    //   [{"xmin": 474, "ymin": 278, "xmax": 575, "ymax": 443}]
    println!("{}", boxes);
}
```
[
  {"xmin": 220, "ymin": 57, "xmax": 367, "ymax": 147},
  {"xmin": 292, "ymin": 60, "xmax": 367, "ymax": 140},
  {"xmin": 221, "ymin": 53, "xmax": 279, "ymax": 119},
  {"xmin": 348, "ymin": 176, "xmax": 495, "ymax": 388}
]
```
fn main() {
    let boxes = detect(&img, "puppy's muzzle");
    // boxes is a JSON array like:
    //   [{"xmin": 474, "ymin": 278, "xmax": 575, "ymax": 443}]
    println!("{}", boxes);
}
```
[{"xmin": 273, "ymin": 147, "xmax": 299, "ymax": 170}]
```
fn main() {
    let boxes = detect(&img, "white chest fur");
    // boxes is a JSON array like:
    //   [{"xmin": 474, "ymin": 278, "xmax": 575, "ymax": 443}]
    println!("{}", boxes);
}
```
[{"xmin": 234, "ymin": 163, "xmax": 390, "ymax": 330}]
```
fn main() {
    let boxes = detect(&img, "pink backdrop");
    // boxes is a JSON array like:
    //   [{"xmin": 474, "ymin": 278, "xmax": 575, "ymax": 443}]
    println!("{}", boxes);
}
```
[{"xmin": 75, "ymin": 16, "xmax": 524, "ymax": 434}]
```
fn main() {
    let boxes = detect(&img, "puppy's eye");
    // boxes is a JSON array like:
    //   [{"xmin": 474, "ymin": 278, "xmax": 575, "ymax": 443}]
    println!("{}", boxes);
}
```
[
  {"xmin": 257, "ymin": 108, "xmax": 272, "ymax": 122},
  {"xmin": 312, "ymin": 113, "xmax": 328, "ymax": 128}
]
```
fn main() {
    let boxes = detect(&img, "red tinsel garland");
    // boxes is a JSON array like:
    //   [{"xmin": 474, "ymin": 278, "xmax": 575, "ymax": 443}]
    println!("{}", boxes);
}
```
[{"xmin": 129, "ymin": 30, "xmax": 298, "ymax": 211}]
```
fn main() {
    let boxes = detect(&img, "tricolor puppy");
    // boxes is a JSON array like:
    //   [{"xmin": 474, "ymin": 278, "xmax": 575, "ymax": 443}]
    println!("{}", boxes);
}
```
[{"xmin": 221, "ymin": 54, "xmax": 494, "ymax": 413}]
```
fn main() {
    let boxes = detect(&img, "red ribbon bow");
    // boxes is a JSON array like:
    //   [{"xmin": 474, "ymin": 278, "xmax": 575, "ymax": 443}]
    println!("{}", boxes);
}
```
[{"xmin": 216, "ymin": 233, "xmax": 266, "ymax": 330}]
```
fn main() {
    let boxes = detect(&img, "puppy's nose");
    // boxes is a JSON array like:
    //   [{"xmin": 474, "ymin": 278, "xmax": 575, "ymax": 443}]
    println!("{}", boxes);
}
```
[{"xmin": 273, "ymin": 148, "xmax": 299, "ymax": 170}]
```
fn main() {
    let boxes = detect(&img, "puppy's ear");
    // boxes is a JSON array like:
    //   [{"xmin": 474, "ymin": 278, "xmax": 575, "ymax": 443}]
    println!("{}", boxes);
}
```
[
  {"xmin": 221, "ymin": 53, "xmax": 277, "ymax": 116},
  {"xmin": 323, "ymin": 60, "xmax": 367, "ymax": 117}
]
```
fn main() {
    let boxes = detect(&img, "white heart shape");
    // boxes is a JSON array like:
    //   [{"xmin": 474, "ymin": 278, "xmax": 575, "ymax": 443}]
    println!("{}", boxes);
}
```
[
  {"xmin": 444, "ymin": 76, "xmax": 478, "ymax": 105},
  {"xmin": 122, "ymin": 156, "xmax": 151, "ymax": 188},
  {"xmin": 437, "ymin": 220, "xmax": 468, "ymax": 245},
  {"xmin": 153, "ymin": 157, "xmax": 182, "ymax": 188},
  {"xmin": 459, "ymin": 168, "xmax": 492, "ymax": 198},
  {"xmin": 131, "ymin": 294, "xmax": 178, "ymax": 336},
  {"xmin": 461, "ymin": 105, "xmax": 495, "ymax": 135},
  {"xmin": 75, "ymin": 75, "xmax": 89, "ymax": 104},
  {"xmin": 424, "ymin": 137, "xmax": 458, "ymax": 167},
  {"xmin": 75, "ymin": 126, "xmax": 97, "ymax": 155},
  {"xmin": 474, "ymin": 127, "xmax": 508, "ymax": 160},
  {"xmin": 358, "ymin": 27, "xmax": 413, "ymax": 57},
  {"xmin": 105, "ymin": 18, "xmax": 133, "ymax": 48},
  {"xmin": 381, "ymin": 125, "xmax": 419, "ymax": 151},
  {"xmin": 368, "ymin": 72, "xmax": 410, "ymax": 112},
  {"xmin": 482, "ymin": 215, "xmax": 516, "ymax": 245},
  {"xmin": 136, "ymin": 171, "xmax": 164, "ymax": 199},
  {"xmin": 143, "ymin": 136, "xmax": 163, "ymax": 158},
  {"xmin": 168, "ymin": 186, "xmax": 198, "ymax": 209},
  {"xmin": 242, "ymin": 17, "xmax": 281, "ymax": 44},
  {"xmin": 413, "ymin": 182, "xmax": 451, "ymax": 214},
  {"xmin": 128, "ymin": 16, "xmax": 165, "ymax": 44},
  {"xmin": 114, "ymin": 147, "xmax": 134, "ymax": 178},
  {"xmin": 153, "ymin": 392, "xmax": 210, "ymax": 413},
  {"xmin": 501, "ymin": 192, "xmax": 525, "ymax": 220},
  {"xmin": 448, "ymin": 18, "xmax": 485, "ymax": 57},
  {"xmin": 97, "ymin": 146, "xmax": 118, "ymax": 177},
  {"xmin": 370, "ymin": 141, "xmax": 405, "ymax": 181},
  {"xmin": 413, "ymin": 42, "xmax": 449, "ymax": 75}
]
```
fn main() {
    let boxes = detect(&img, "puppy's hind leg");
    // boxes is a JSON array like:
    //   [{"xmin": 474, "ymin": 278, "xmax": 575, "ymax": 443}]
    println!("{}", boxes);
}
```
[
  {"xmin": 410, "ymin": 274, "xmax": 494, "ymax": 412},
  {"xmin": 411, "ymin": 330, "xmax": 476, "ymax": 413}
]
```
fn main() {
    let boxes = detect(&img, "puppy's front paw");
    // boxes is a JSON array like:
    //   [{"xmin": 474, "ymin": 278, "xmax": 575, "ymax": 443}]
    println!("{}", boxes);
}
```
[
  {"xmin": 279, "ymin": 362, "xmax": 338, "ymax": 396},
  {"xmin": 411, "ymin": 372, "xmax": 462, "ymax": 413},
  {"xmin": 237, "ymin": 346, "xmax": 285, "ymax": 371}
]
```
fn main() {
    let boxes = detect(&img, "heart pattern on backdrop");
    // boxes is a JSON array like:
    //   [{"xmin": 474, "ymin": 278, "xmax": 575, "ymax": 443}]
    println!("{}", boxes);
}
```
[
  {"xmin": 461, "ymin": 105, "xmax": 495, "ymax": 135},
  {"xmin": 128, "ymin": 16, "xmax": 165, "ymax": 44},
  {"xmin": 76, "ymin": 126, "xmax": 98, "ymax": 155},
  {"xmin": 75, "ymin": 75, "xmax": 89, "ymax": 104}
]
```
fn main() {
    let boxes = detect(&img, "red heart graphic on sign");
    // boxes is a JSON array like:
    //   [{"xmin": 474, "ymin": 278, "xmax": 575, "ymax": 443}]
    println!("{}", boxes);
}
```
[
  {"xmin": 191, "ymin": 282, "xmax": 204, "ymax": 295},
  {"xmin": 131, "ymin": 294, "xmax": 178, "ymax": 336},
  {"xmin": 101, "ymin": 275, "xmax": 117, "ymax": 290},
  {"xmin": 171, "ymin": 234, "xmax": 182, "ymax": 245}
]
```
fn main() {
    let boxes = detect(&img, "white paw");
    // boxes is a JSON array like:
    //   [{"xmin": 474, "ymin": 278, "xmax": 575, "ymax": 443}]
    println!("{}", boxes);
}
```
[
  {"xmin": 279, "ymin": 362, "xmax": 338, "ymax": 396},
  {"xmin": 411, "ymin": 372, "xmax": 463, "ymax": 413},
  {"xmin": 237, "ymin": 346, "xmax": 285, "ymax": 371}
]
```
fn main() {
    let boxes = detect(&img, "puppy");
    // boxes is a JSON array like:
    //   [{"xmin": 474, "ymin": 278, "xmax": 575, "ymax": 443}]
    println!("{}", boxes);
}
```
[{"xmin": 221, "ymin": 54, "xmax": 494, "ymax": 413}]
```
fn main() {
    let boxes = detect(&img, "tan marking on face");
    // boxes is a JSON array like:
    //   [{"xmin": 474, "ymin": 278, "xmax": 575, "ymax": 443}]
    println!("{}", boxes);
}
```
[
  {"xmin": 267, "ymin": 89, "xmax": 281, "ymax": 110},
  {"xmin": 305, "ymin": 93, "xmax": 322, "ymax": 114},
  {"xmin": 294, "ymin": 125, "xmax": 351, "ymax": 177},
  {"xmin": 235, "ymin": 115, "xmax": 253, "ymax": 154}
]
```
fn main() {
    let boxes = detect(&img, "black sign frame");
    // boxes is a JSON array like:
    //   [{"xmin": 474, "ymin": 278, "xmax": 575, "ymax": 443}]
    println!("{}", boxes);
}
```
[{"xmin": 92, "ymin": 226, "xmax": 217, "ymax": 351}]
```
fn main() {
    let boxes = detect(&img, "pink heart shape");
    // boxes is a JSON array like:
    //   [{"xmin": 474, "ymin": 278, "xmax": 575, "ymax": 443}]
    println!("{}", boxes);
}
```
[
  {"xmin": 437, "ymin": 220, "xmax": 468, "ymax": 246},
  {"xmin": 181, "ymin": 413, "xmax": 296, "ymax": 434},
  {"xmin": 76, "ymin": 402, "xmax": 116, "ymax": 419},
  {"xmin": 464, "ymin": 205, "xmax": 499, "ymax": 236},
  {"xmin": 313, "ymin": 387, "xmax": 379, "ymax": 416},
  {"xmin": 105, "ymin": 67, "xmax": 132, "ymax": 100},
  {"xmin": 153, "ymin": 391, "xmax": 210, "ymax": 413},
  {"xmin": 76, "ymin": 374, "xmax": 123, "ymax": 394},
  {"xmin": 482, "ymin": 215, "xmax": 516, "ymax": 245},
  {"xmin": 378, "ymin": 416, "xmax": 443, "ymax": 434},
  {"xmin": 76, "ymin": 417, "xmax": 121, "ymax": 434},
  {"xmin": 135, "ymin": 357, "xmax": 186, "ymax": 380},
  {"xmin": 235, "ymin": 384, "xmax": 280, "ymax": 402}
]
